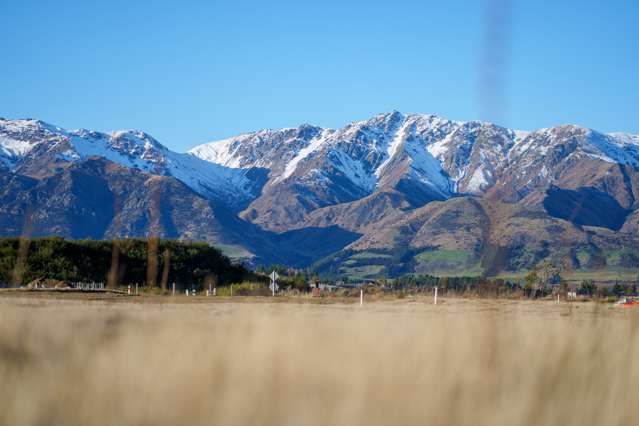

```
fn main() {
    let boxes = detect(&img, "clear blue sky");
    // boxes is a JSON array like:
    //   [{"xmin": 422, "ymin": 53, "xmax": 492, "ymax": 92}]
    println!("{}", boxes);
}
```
[{"xmin": 1, "ymin": 0, "xmax": 637, "ymax": 151}]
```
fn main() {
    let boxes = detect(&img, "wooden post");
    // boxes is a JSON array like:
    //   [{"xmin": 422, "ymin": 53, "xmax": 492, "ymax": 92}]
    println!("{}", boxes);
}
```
[
  {"xmin": 172, "ymin": 282, "xmax": 175, "ymax": 297},
  {"xmin": 135, "ymin": 283, "xmax": 138, "ymax": 295}
]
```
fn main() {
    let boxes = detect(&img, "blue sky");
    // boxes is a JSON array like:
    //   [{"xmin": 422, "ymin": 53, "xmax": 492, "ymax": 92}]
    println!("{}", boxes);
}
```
[{"xmin": 1, "ymin": 0, "xmax": 637, "ymax": 151}]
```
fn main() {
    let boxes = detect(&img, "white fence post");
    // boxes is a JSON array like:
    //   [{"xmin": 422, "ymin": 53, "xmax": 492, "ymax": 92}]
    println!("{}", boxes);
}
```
[
  {"xmin": 360, "ymin": 289, "xmax": 363, "ymax": 306},
  {"xmin": 434, "ymin": 286, "xmax": 438, "ymax": 305}
]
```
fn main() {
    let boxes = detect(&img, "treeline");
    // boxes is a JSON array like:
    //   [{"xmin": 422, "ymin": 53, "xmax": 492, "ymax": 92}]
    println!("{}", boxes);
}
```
[
  {"xmin": 392, "ymin": 274, "xmax": 639, "ymax": 299},
  {"xmin": 0, "ymin": 237, "xmax": 250, "ymax": 289},
  {"xmin": 391, "ymin": 274, "xmax": 520, "ymax": 296},
  {"xmin": 577, "ymin": 280, "xmax": 637, "ymax": 298}
]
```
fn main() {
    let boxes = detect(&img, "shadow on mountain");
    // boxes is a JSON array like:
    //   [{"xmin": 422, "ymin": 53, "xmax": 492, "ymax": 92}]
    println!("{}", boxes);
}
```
[
  {"xmin": 274, "ymin": 226, "xmax": 361, "ymax": 267},
  {"xmin": 543, "ymin": 186, "xmax": 630, "ymax": 231},
  {"xmin": 395, "ymin": 177, "xmax": 448, "ymax": 209}
]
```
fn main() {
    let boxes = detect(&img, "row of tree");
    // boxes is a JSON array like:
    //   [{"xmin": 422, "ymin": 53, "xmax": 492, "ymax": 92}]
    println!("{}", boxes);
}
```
[{"xmin": 0, "ymin": 237, "xmax": 250, "ymax": 289}]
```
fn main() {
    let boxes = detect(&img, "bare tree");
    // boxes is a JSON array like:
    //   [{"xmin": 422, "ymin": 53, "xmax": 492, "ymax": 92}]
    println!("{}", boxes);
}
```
[
  {"xmin": 160, "ymin": 248, "xmax": 171, "ymax": 292},
  {"xmin": 537, "ymin": 259, "xmax": 560, "ymax": 288},
  {"xmin": 12, "ymin": 210, "xmax": 34, "ymax": 287},
  {"xmin": 107, "ymin": 193, "xmax": 122, "ymax": 289},
  {"xmin": 146, "ymin": 179, "xmax": 162, "ymax": 290}
]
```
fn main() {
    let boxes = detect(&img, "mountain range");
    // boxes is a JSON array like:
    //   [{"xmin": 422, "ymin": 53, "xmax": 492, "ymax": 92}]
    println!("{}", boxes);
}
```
[{"xmin": 2, "ymin": 111, "xmax": 639, "ymax": 279}]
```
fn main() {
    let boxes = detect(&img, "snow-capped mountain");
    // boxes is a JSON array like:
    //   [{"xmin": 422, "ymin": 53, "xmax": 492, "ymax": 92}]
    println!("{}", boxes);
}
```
[
  {"xmin": 2, "ymin": 112, "xmax": 639, "ymax": 276},
  {"xmin": 189, "ymin": 111, "xmax": 639, "ymax": 231},
  {"xmin": 0, "ymin": 118, "xmax": 261, "ymax": 208},
  {"xmin": 190, "ymin": 112, "xmax": 460, "ymax": 197},
  {"xmin": 191, "ymin": 112, "xmax": 639, "ymax": 197},
  {"xmin": 194, "ymin": 111, "xmax": 639, "ymax": 195}
]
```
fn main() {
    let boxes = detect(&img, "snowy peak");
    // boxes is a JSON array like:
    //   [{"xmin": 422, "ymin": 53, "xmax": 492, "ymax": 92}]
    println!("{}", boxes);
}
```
[
  {"xmin": 371, "ymin": 114, "xmax": 453, "ymax": 196},
  {"xmin": 0, "ymin": 118, "xmax": 166, "ymax": 167},
  {"xmin": 0, "ymin": 118, "xmax": 66, "ymax": 162},
  {"xmin": 509, "ymin": 125, "xmax": 639, "ymax": 168},
  {"xmin": 108, "ymin": 130, "xmax": 167, "ymax": 156},
  {"xmin": 0, "ymin": 118, "xmax": 259, "ymax": 209},
  {"xmin": 189, "ymin": 111, "xmax": 463, "ymax": 198},
  {"xmin": 189, "ymin": 124, "xmax": 323, "ymax": 172}
]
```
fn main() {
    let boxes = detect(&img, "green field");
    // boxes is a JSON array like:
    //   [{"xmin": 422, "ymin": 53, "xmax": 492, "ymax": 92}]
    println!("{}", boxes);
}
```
[
  {"xmin": 414, "ymin": 250, "xmax": 483, "ymax": 277},
  {"xmin": 338, "ymin": 264, "xmax": 385, "ymax": 280}
]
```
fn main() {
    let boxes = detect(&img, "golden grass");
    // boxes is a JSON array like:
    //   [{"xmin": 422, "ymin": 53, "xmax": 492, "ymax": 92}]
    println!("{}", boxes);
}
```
[{"xmin": 1, "ymin": 297, "xmax": 638, "ymax": 426}]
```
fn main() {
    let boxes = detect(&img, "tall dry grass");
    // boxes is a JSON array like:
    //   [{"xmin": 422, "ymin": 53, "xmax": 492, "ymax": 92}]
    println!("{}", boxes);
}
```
[{"xmin": 0, "ymin": 298, "xmax": 638, "ymax": 426}]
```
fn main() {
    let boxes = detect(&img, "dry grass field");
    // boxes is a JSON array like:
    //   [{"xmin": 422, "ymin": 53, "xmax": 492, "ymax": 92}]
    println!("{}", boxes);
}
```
[{"xmin": 1, "ymin": 295, "xmax": 638, "ymax": 426}]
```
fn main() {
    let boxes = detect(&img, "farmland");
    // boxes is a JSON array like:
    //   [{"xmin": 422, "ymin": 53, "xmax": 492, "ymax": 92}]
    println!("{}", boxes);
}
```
[{"xmin": 1, "ymin": 294, "xmax": 638, "ymax": 426}]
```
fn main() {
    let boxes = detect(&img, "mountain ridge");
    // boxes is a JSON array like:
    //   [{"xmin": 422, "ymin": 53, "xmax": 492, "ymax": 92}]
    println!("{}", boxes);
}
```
[{"xmin": 2, "ymin": 112, "xmax": 639, "ymax": 278}]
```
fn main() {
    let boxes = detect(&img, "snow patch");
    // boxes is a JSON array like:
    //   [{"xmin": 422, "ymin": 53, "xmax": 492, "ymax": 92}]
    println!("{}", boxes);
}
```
[
  {"xmin": 277, "ymin": 130, "xmax": 331, "ymax": 182},
  {"xmin": 427, "ymin": 130, "xmax": 457, "ymax": 159},
  {"xmin": 330, "ymin": 149, "xmax": 377, "ymax": 192},
  {"xmin": 466, "ymin": 166, "xmax": 488, "ymax": 192},
  {"xmin": 188, "ymin": 137, "xmax": 243, "ymax": 168},
  {"xmin": 400, "ymin": 134, "xmax": 451, "ymax": 195},
  {"xmin": 609, "ymin": 132, "xmax": 639, "ymax": 146},
  {"xmin": 374, "ymin": 118, "xmax": 409, "ymax": 178},
  {"xmin": 0, "ymin": 135, "xmax": 38, "ymax": 158},
  {"xmin": 513, "ymin": 130, "xmax": 530, "ymax": 142}
]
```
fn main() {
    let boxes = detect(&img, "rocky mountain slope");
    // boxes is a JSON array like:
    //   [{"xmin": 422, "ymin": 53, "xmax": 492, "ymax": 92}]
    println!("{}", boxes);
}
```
[{"xmin": 2, "ymin": 113, "xmax": 639, "ymax": 278}]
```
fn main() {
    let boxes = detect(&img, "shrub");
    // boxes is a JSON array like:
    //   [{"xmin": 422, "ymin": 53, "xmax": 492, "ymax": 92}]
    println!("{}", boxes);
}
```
[{"xmin": 232, "ymin": 282, "xmax": 271, "ymax": 296}]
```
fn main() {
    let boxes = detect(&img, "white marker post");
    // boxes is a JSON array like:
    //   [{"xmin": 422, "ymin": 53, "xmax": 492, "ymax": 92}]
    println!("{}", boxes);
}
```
[
  {"xmin": 434, "ymin": 286, "xmax": 438, "ymax": 305},
  {"xmin": 128, "ymin": 285, "xmax": 131, "ymax": 295},
  {"xmin": 270, "ymin": 271, "xmax": 279, "ymax": 297},
  {"xmin": 360, "ymin": 289, "xmax": 363, "ymax": 306}
]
